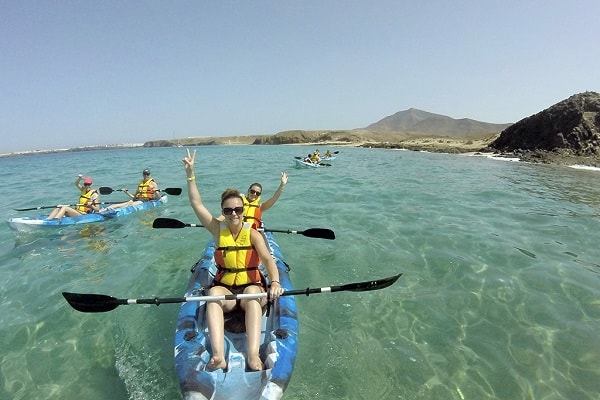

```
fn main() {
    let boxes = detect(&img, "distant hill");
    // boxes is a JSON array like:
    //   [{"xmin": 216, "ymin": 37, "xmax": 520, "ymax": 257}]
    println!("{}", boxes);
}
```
[
  {"xmin": 365, "ymin": 108, "xmax": 512, "ymax": 137},
  {"xmin": 145, "ymin": 108, "xmax": 513, "ymax": 148}
]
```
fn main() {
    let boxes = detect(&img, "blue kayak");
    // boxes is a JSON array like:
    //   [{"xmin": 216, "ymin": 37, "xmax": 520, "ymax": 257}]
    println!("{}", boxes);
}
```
[
  {"xmin": 7, "ymin": 196, "xmax": 168, "ymax": 232},
  {"xmin": 294, "ymin": 159, "xmax": 329, "ymax": 168},
  {"xmin": 174, "ymin": 231, "xmax": 298, "ymax": 400}
]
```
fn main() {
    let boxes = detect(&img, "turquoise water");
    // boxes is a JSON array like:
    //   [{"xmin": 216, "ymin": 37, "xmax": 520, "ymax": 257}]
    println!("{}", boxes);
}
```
[{"xmin": 1, "ymin": 146, "xmax": 600, "ymax": 399}]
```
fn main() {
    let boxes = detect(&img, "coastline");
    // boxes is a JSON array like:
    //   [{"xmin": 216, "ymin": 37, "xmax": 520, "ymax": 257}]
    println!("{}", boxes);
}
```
[{"xmin": 4, "ymin": 132, "xmax": 600, "ymax": 168}]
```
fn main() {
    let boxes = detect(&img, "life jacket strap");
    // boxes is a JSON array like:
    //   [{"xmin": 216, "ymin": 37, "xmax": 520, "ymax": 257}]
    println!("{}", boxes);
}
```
[{"xmin": 216, "ymin": 265, "xmax": 260, "ymax": 272}]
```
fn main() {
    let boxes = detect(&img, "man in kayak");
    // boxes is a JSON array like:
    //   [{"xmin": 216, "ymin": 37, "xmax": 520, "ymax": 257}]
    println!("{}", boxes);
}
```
[
  {"xmin": 183, "ymin": 148, "xmax": 284, "ymax": 371},
  {"xmin": 102, "ymin": 169, "xmax": 160, "ymax": 210},
  {"xmin": 47, "ymin": 175, "xmax": 100, "ymax": 219}
]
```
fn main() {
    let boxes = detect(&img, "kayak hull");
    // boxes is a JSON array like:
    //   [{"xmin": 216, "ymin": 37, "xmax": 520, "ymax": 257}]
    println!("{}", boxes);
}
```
[
  {"xmin": 7, "ymin": 196, "xmax": 168, "ymax": 232},
  {"xmin": 294, "ymin": 159, "xmax": 324, "ymax": 168},
  {"xmin": 174, "ymin": 231, "xmax": 298, "ymax": 400}
]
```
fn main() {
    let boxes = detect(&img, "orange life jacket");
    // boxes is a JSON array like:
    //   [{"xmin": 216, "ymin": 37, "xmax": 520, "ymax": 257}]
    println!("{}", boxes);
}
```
[
  {"xmin": 136, "ymin": 178, "xmax": 156, "ymax": 199},
  {"xmin": 77, "ymin": 189, "xmax": 98, "ymax": 213},
  {"xmin": 242, "ymin": 195, "xmax": 262, "ymax": 229}
]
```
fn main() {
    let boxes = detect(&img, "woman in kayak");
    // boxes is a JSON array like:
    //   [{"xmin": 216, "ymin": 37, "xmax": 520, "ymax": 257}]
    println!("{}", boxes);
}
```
[
  {"xmin": 233, "ymin": 171, "xmax": 287, "ymax": 229},
  {"xmin": 183, "ymin": 148, "xmax": 284, "ymax": 371},
  {"xmin": 47, "ymin": 175, "xmax": 100, "ymax": 219}
]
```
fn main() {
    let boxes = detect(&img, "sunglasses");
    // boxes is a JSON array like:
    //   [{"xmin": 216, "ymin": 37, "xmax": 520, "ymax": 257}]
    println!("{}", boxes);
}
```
[
  {"xmin": 222, "ymin": 206, "xmax": 244, "ymax": 215},
  {"xmin": 84, "ymin": 183, "xmax": 92, "ymax": 186},
  {"xmin": 248, "ymin": 189, "xmax": 261, "ymax": 196}
]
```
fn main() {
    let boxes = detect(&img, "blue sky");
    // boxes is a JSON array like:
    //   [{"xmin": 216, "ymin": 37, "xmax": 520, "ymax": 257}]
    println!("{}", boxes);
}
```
[{"xmin": 2, "ymin": 1, "xmax": 598, "ymax": 153}]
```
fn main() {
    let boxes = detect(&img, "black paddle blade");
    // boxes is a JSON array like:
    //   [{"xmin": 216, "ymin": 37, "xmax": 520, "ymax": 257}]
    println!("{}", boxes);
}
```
[
  {"xmin": 62, "ymin": 292, "xmax": 121, "ymax": 313},
  {"xmin": 302, "ymin": 228, "xmax": 335, "ymax": 240},
  {"xmin": 98, "ymin": 187, "xmax": 115, "ymax": 195},
  {"xmin": 152, "ymin": 218, "xmax": 187, "ymax": 228},
  {"xmin": 340, "ymin": 274, "xmax": 402, "ymax": 292},
  {"xmin": 162, "ymin": 188, "xmax": 182, "ymax": 195}
]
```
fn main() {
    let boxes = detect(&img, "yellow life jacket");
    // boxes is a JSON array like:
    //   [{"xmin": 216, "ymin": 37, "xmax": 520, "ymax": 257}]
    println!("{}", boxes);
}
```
[
  {"xmin": 136, "ymin": 178, "xmax": 156, "ymax": 199},
  {"xmin": 242, "ymin": 195, "xmax": 262, "ymax": 229},
  {"xmin": 214, "ymin": 222, "xmax": 261, "ymax": 286},
  {"xmin": 77, "ymin": 189, "xmax": 98, "ymax": 213}
]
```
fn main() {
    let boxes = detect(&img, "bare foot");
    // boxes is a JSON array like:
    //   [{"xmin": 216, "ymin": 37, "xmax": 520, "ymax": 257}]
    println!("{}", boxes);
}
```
[
  {"xmin": 247, "ymin": 355, "xmax": 264, "ymax": 371},
  {"xmin": 207, "ymin": 355, "xmax": 227, "ymax": 371}
]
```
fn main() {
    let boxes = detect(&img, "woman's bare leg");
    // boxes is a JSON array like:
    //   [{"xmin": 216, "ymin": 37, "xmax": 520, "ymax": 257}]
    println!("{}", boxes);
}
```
[{"xmin": 241, "ymin": 285, "xmax": 266, "ymax": 371}]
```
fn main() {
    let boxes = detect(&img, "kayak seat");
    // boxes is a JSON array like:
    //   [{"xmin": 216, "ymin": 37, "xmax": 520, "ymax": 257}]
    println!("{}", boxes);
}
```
[{"xmin": 224, "ymin": 310, "xmax": 246, "ymax": 333}]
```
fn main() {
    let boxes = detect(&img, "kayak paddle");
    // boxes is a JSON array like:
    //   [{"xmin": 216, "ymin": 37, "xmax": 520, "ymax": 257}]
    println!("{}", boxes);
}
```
[
  {"xmin": 152, "ymin": 217, "xmax": 335, "ymax": 240},
  {"xmin": 14, "ymin": 201, "xmax": 124, "ymax": 212},
  {"xmin": 99, "ymin": 186, "xmax": 182, "ymax": 196},
  {"xmin": 62, "ymin": 274, "xmax": 401, "ymax": 313},
  {"xmin": 294, "ymin": 151, "xmax": 338, "ymax": 159}
]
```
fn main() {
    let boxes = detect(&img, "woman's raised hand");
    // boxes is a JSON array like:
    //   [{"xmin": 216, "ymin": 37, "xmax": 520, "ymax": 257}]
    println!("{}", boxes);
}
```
[{"xmin": 182, "ymin": 148, "xmax": 196, "ymax": 175}]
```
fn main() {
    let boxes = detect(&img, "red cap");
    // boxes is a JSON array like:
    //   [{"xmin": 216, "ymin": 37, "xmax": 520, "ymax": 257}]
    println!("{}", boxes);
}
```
[{"xmin": 83, "ymin": 177, "xmax": 93, "ymax": 184}]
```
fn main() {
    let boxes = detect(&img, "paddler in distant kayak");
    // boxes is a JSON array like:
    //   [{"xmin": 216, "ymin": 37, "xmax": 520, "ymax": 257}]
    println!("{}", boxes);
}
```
[
  {"xmin": 102, "ymin": 169, "xmax": 160, "ymax": 210},
  {"xmin": 47, "ymin": 175, "xmax": 100, "ymax": 219},
  {"xmin": 183, "ymin": 148, "xmax": 284, "ymax": 371}
]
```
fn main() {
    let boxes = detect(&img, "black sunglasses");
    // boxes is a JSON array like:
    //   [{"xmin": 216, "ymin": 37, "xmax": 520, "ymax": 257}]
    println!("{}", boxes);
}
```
[
  {"xmin": 248, "ymin": 189, "xmax": 261, "ymax": 196},
  {"xmin": 222, "ymin": 206, "xmax": 244, "ymax": 215}
]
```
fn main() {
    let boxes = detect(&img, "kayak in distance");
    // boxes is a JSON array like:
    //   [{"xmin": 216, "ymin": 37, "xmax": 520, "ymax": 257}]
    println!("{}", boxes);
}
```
[
  {"xmin": 7, "ymin": 196, "xmax": 168, "ymax": 232},
  {"xmin": 293, "ymin": 159, "xmax": 330, "ymax": 168},
  {"xmin": 174, "ymin": 230, "xmax": 298, "ymax": 400}
]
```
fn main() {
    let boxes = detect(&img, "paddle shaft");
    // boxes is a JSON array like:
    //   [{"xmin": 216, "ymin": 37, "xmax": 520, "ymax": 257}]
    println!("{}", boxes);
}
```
[
  {"xmin": 62, "ymin": 274, "xmax": 401, "ymax": 313},
  {"xmin": 119, "ymin": 284, "xmax": 371, "ymax": 304},
  {"xmin": 99, "ymin": 187, "xmax": 182, "ymax": 196},
  {"xmin": 15, "ymin": 201, "xmax": 123, "ymax": 212},
  {"xmin": 101, "ymin": 288, "xmax": 351, "ymax": 305}
]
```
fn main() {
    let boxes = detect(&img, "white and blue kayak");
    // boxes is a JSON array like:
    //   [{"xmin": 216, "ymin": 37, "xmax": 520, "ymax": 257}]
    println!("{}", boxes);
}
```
[
  {"xmin": 7, "ymin": 196, "xmax": 168, "ymax": 232},
  {"xmin": 174, "ymin": 231, "xmax": 298, "ymax": 400},
  {"xmin": 320, "ymin": 156, "xmax": 336, "ymax": 161},
  {"xmin": 294, "ymin": 159, "xmax": 329, "ymax": 168}
]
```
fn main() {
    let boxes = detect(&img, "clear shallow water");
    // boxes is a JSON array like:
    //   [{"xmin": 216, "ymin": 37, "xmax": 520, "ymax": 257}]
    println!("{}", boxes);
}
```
[{"xmin": 1, "ymin": 146, "xmax": 599, "ymax": 399}]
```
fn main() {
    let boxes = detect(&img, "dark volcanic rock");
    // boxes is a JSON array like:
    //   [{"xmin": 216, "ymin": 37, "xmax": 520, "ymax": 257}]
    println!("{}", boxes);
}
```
[{"xmin": 490, "ymin": 91, "xmax": 600, "ymax": 157}]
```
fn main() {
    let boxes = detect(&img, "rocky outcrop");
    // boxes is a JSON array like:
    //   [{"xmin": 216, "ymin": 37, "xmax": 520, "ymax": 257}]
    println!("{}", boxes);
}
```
[
  {"xmin": 143, "ymin": 140, "xmax": 174, "ymax": 147},
  {"xmin": 490, "ymin": 92, "xmax": 600, "ymax": 158}
]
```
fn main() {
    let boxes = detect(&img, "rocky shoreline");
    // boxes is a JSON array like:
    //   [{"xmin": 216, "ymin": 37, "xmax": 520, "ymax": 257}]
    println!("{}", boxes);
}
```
[
  {"xmin": 144, "ymin": 130, "xmax": 600, "ymax": 167},
  {"xmin": 4, "ymin": 132, "xmax": 600, "ymax": 168},
  {"xmin": 8, "ymin": 91, "xmax": 599, "ymax": 167}
]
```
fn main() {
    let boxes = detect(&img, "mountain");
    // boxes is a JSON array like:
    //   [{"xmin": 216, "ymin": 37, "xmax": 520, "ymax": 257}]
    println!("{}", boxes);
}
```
[
  {"xmin": 365, "ymin": 108, "xmax": 512, "ymax": 137},
  {"xmin": 490, "ymin": 91, "xmax": 600, "ymax": 156}
]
